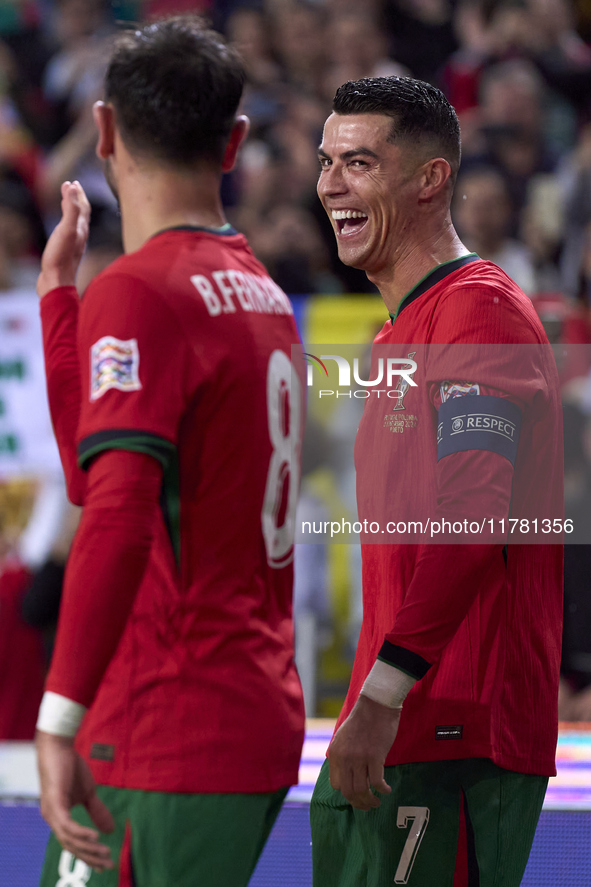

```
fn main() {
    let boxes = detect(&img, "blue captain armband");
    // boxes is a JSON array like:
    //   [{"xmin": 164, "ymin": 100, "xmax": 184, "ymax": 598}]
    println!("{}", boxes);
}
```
[{"xmin": 436, "ymin": 394, "xmax": 522, "ymax": 466}]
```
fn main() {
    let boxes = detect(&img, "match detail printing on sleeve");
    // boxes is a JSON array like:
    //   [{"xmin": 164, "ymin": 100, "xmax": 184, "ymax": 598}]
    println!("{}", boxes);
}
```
[
  {"xmin": 437, "ymin": 394, "xmax": 522, "ymax": 465},
  {"xmin": 77, "ymin": 272, "xmax": 196, "ymax": 447}
]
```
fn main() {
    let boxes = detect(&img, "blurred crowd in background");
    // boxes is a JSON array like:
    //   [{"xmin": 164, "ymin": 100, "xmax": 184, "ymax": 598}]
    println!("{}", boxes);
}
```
[{"xmin": 1, "ymin": 0, "xmax": 591, "ymax": 729}]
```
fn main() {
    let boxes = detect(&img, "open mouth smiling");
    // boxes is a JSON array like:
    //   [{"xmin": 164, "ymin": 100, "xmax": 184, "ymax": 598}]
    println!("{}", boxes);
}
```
[{"xmin": 331, "ymin": 209, "xmax": 369, "ymax": 237}]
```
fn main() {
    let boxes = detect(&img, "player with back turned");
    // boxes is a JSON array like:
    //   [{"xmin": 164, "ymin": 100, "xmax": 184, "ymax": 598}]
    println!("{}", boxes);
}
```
[
  {"xmin": 311, "ymin": 77, "xmax": 563, "ymax": 887},
  {"xmin": 35, "ymin": 17, "xmax": 305, "ymax": 887}
]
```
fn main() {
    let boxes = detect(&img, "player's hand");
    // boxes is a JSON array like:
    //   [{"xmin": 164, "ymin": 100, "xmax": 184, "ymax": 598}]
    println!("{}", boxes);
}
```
[
  {"xmin": 328, "ymin": 694, "xmax": 400, "ymax": 811},
  {"xmin": 36, "ymin": 730, "xmax": 115, "ymax": 871},
  {"xmin": 37, "ymin": 180, "xmax": 91, "ymax": 299}
]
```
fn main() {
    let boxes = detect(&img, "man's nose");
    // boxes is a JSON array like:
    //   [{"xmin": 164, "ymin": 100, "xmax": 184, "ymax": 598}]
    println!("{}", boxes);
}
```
[{"xmin": 317, "ymin": 163, "xmax": 347, "ymax": 198}]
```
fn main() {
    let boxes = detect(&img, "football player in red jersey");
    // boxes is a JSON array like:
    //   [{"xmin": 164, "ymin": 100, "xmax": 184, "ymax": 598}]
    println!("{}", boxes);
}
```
[
  {"xmin": 311, "ymin": 78, "xmax": 562, "ymax": 886},
  {"xmin": 35, "ymin": 17, "xmax": 305, "ymax": 886}
]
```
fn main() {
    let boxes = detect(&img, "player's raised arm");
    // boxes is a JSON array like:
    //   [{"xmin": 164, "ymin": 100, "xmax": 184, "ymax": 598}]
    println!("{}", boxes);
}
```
[
  {"xmin": 39, "ymin": 181, "xmax": 91, "ymax": 505},
  {"xmin": 38, "ymin": 181, "xmax": 91, "ymax": 298}
]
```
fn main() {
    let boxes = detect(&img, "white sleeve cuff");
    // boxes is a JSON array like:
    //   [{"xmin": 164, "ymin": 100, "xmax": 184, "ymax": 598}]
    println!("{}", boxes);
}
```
[
  {"xmin": 360, "ymin": 660, "xmax": 417, "ymax": 709},
  {"xmin": 36, "ymin": 691, "xmax": 87, "ymax": 738}
]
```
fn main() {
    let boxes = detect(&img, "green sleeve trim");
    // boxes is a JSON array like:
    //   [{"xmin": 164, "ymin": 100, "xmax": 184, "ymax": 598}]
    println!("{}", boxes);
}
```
[
  {"xmin": 376, "ymin": 657, "xmax": 417, "ymax": 680},
  {"xmin": 78, "ymin": 429, "xmax": 175, "ymax": 470},
  {"xmin": 78, "ymin": 438, "xmax": 170, "ymax": 468},
  {"xmin": 377, "ymin": 640, "xmax": 432, "ymax": 679},
  {"xmin": 77, "ymin": 430, "xmax": 181, "ymax": 569}
]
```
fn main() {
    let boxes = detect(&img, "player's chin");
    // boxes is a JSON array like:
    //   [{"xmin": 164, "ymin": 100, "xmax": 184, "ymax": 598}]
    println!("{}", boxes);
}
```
[
  {"xmin": 336, "ymin": 243, "xmax": 372, "ymax": 270},
  {"xmin": 335, "ymin": 228, "xmax": 373, "ymax": 269}
]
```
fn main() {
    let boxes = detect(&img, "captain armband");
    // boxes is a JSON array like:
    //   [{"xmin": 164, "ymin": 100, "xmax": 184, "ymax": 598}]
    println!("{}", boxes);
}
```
[
  {"xmin": 360, "ymin": 660, "xmax": 417, "ymax": 709},
  {"xmin": 437, "ymin": 394, "xmax": 522, "ymax": 466},
  {"xmin": 36, "ymin": 691, "xmax": 87, "ymax": 738}
]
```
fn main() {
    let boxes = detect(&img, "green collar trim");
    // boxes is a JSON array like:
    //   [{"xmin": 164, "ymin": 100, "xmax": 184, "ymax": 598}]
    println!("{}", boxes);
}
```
[
  {"xmin": 390, "ymin": 253, "xmax": 479, "ymax": 324},
  {"xmin": 152, "ymin": 222, "xmax": 237, "ymax": 240}
]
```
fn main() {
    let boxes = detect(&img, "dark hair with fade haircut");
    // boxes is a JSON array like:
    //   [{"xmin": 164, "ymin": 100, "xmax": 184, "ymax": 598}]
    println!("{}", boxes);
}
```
[
  {"xmin": 105, "ymin": 16, "xmax": 245, "ymax": 167},
  {"xmin": 333, "ymin": 77, "xmax": 461, "ymax": 182}
]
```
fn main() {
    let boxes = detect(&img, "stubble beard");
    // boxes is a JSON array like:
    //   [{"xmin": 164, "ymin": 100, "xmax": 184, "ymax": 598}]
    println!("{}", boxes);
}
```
[{"xmin": 337, "ymin": 239, "xmax": 372, "ymax": 271}]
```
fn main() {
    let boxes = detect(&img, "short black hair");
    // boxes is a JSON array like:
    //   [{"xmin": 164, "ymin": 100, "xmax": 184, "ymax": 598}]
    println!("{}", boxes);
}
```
[
  {"xmin": 333, "ymin": 77, "xmax": 461, "ymax": 181},
  {"xmin": 105, "ymin": 16, "xmax": 245, "ymax": 167}
]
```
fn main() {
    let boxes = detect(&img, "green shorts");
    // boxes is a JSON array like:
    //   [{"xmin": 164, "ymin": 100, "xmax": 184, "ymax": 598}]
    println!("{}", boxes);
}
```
[
  {"xmin": 310, "ymin": 758, "xmax": 547, "ymax": 887},
  {"xmin": 40, "ymin": 783, "xmax": 288, "ymax": 887}
]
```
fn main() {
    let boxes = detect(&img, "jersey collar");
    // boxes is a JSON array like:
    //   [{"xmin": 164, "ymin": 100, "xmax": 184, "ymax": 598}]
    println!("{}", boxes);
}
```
[
  {"xmin": 389, "ymin": 253, "xmax": 480, "ymax": 324},
  {"xmin": 151, "ymin": 222, "xmax": 239, "ymax": 239}
]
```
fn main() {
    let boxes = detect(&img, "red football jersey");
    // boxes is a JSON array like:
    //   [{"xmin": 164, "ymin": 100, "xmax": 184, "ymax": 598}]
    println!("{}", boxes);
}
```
[
  {"xmin": 335, "ymin": 255, "xmax": 563, "ymax": 777},
  {"xmin": 42, "ymin": 227, "xmax": 306, "ymax": 792}
]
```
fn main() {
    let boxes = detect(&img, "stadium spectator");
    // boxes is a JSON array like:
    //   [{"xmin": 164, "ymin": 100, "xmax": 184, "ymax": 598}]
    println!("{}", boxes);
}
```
[
  {"xmin": 0, "ymin": 176, "xmax": 46, "ymax": 288},
  {"xmin": 271, "ymin": 1, "xmax": 326, "ymax": 95},
  {"xmin": 0, "ymin": 475, "xmax": 47, "ymax": 741},
  {"xmin": 460, "ymin": 60, "xmax": 560, "ymax": 215},
  {"xmin": 226, "ymin": 6, "xmax": 280, "ymax": 93},
  {"xmin": 560, "ymin": 403, "xmax": 591, "ymax": 719},
  {"xmin": 0, "ymin": 555, "xmax": 45, "ymax": 740},
  {"xmin": 246, "ymin": 202, "xmax": 341, "ymax": 294},
  {"xmin": 322, "ymin": 13, "xmax": 408, "ymax": 103},
  {"xmin": 560, "ymin": 123, "xmax": 591, "ymax": 297},
  {"xmin": 520, "ymin": 174, "xmax": 563, "ymax": 294},
  {"xmin": 527, "ymin": 0, "xmax": 591, "ymax": 117},
  {"xmin": 382, "ymin": 0, "xmax": 458, "ymax": 84},
  {"xmin": 454, "ymin": 165, "xmax": 536, "ymax": 295},
  {"xmin": 38, "ymin": 0, "xmax": 114, "ymax": 212},
  {"xmin": 42, "ymin": 0, "xmax": 112, "ymax": 142},
  {"xmin": 22, "ymin": 501, "xmax": 80, "ymax": 663}
]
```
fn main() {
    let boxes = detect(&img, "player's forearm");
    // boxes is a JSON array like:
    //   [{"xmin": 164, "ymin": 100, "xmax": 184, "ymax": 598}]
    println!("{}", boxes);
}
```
[
  {"xmin": 377, "ymin": 449, "xmax": 513, "ymax": 678},
  {"xmin": 43, "ymin": 450, "xmax": 162, "ymax": 712},
  {"xmin": 40, "ymin": 286, "xmax": 86, "ymax": 505},
  {"xmin": 384, "ymin": 543, "xmax": 502, "ymax": 667},
  {"xmin": 359, "ymin": 542, "xmax": 502, "ymax": 710}
]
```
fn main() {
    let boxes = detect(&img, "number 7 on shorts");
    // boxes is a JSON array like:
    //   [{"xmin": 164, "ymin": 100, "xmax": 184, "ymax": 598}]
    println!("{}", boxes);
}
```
[{"xmin": 394, "ymin": 806, "xmax": 430, "ymax": 885}]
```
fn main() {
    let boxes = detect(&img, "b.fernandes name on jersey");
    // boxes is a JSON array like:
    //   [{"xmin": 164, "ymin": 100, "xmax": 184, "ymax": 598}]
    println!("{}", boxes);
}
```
[{"xmin": 191, "ymin": 269, "xmax": 293, "ymax": 317}]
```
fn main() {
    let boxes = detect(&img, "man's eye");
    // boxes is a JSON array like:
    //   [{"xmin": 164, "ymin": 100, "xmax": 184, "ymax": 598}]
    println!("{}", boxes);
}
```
[
  {"xmin": 350, "ymin": 160, "xmax": 367, "ymax": 168},
  {"xmin": 318, "ymin": 158, "xmax": 331, "ymax": 169}
]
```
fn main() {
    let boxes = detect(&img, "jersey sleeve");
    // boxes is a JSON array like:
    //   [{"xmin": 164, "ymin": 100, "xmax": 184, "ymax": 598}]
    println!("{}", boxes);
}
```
[
  {"xmin": 76, "ymin": 272, "xmax": 196, "ymax": 556},
  {"xmin": 378, "ymin": 290, "xmax": 550, "ymax": 678},
  {"xmin": 77, "ymin": 271, "xmax": 195, "ymax": 454},
  {"xmin": 431, "ymin": 283, "xmax": 545, "ymax": 347},
  {"xmin": 40, "ymin": 286, "xmax": 87, "ymax": 505},
  {"xmin": 45, "ymin": 449, "xmax": 162, "ymax": 707}
]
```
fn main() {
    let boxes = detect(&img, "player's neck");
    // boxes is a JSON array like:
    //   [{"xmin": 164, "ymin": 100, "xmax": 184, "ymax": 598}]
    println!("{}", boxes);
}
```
[
  {"xmin": 117, "ymin": 165, "xmax": 227, "ymax": 254},
  {"xmin": 368, "ymin": 222, "xmax": 470, "ymax": 314}
]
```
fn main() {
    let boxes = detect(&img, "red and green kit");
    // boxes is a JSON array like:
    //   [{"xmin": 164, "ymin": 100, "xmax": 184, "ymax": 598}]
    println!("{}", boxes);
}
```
[
  {"xmin": 340, "ymin": 254, "xmax": 563, "ymax": 777},
  {"xmin": 41, "ymin": 226, "xmax": 306, "ymax": 794}
]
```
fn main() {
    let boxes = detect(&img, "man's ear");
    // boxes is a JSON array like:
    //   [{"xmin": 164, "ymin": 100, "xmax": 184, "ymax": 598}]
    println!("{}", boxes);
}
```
[
  {"xmin": 222, "ymin": 116, "xmax": 250, "ymax": 173},
  {"xmin": 93, "ymin": 101, "xmax": 116, "ymax": 161},
  {"xmin": 418, "ymin": 158, "xmax": 452, "ymax": 202}
]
